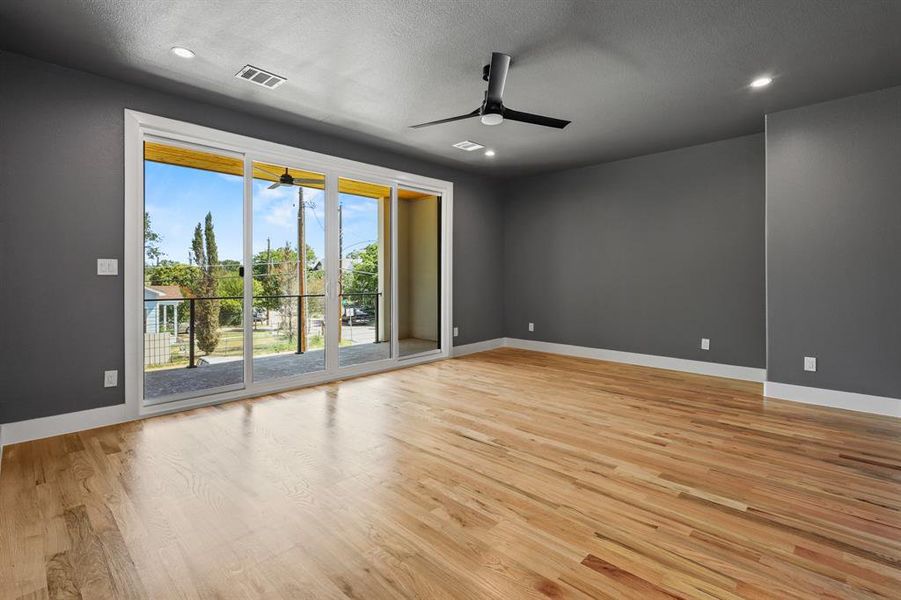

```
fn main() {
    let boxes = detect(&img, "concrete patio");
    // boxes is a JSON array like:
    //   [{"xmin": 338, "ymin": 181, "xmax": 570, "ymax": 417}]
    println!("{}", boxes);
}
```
[{"xmin": 144, "ymin": 338, "xmax": 438, "ymax": 401}]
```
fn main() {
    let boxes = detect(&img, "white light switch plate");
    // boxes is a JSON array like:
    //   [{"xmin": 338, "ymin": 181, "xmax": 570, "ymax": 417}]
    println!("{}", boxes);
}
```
[
  {"xmin": 97, "ymin": 258, "xmax": 118, "ymax": 275},
  {"xmin": 453, "ymin": 327, "xmax": 459, "ymax": 337},
  {"xmin": 804, "ymin": 356, "xmax": 817, "ymax": 372},
  {"xmin": 104, "ymin": 370, "xmax": 118, "ymax": 387},
  {"xmin": 701, "ymin": 338, "xmax": 710, "ymax": 350},
  {"xmin": 528, "ymin": 322, "xmax": 534, "ymax": 332}
]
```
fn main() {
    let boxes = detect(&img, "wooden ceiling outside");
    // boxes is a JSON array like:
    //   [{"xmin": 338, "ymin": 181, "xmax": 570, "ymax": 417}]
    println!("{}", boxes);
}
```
[{"xmin": 144, "ymin": 142, "xmax": 432, "ymax": 200}]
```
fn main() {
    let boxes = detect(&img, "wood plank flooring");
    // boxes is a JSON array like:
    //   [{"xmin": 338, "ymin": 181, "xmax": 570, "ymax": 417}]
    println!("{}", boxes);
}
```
[{"xmin": 1, "ymin": 348, "xmax": 899, "ymax": 599}]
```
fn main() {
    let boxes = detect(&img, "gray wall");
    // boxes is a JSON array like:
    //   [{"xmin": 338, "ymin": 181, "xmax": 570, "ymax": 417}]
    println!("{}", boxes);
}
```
[
  {"xmin": 503, "ymin": 134, "xmax": 766, "ymax": 368},
  {"xmin": 766, "ymin": 85, "xmax": 901, "ymax": 399},
  {"xmin": 6, "ymin": 48, "xmax": 898, "ymax": 426},
  {"xmin": 0, "ymin": 51, "xmax": 504, "ymax": 424}
]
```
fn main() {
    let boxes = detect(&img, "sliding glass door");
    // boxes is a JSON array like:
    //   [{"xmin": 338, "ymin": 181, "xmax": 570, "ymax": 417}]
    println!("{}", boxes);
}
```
[
  {"xmin": 337, "ymin": 178, "xmax": 392, "ymax": 367},
  {"xmin": 132, "ymin": 113, "xmax": 451, "ymax": 410},
  {"xmin": 142, "ymin": 140, "xmax": 246, "ymax": 403},
  {"xmin": 397, "ymin": 188, "xmax": 442, "ymax": 357},
  {"xmin": 251, "ymin": 162, "xmax": 327, "ymax": 382}
]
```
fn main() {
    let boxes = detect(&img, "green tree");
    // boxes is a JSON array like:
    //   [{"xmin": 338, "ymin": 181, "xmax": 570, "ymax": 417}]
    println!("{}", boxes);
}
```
[
  {"xmin": 145, "ymin": 260, "xmax": 200, "ymax": 290},
  {"xmin": 217, "ymin": 276, "xmax": 263, "ymax": 326},
  {"xmin": 343, "ymin": 243, "xmax": 379, "ymax": 311},
  {"xmin": 253, "ymin": 245, "xmax": 296, "ymax": 313},
  {"xmin": 190, "ymin": 212, "xmax": 221, "ymax": 354},
  {"xmin": 205, "ymin": 212, "xmax": 219, "ymax": 267},
  {"xmin": 249, "ymin": 242, "xmax": 323, "ymax": 342},
  {"xmin": 144, "ymin": 212, "xmax": 163, "ymax": 265},
  {"xmin": 252, "ymin": 243, "xmax": 320, "ymax": 312}
]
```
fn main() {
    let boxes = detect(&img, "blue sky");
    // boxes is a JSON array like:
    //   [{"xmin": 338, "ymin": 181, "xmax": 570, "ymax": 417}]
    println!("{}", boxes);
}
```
[{"xmin": 144, "ymin": 162, "xmax": 379, "ymax": 266}]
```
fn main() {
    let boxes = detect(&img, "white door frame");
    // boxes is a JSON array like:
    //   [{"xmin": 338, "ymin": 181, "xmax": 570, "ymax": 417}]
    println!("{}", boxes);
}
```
[
  {"xmin": 395, "ymin": 183, "xmax": 450, "ymax": 361},
  {"xmin": 124, "ymin": 109, "xmax": 453, "ymax": 420}
]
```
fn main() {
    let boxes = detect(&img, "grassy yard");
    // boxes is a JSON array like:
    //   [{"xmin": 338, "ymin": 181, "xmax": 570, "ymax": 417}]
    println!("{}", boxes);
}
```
[{"xmin": 145, "ymin": 326, "xmax": 358, "ymax": 370}]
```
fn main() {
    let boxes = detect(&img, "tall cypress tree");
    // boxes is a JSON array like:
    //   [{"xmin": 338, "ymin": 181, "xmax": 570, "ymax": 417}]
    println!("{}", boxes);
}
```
[
  {"xmin": 191, "ymin": 223, "xmax": 204, "ymax": 267},
  {"xmin": 204, "ymin": 212, "xmax": 218, "ymax": 269},
  {"xmin": 190, "ymin": 212, "xmax": 221, "ymax": 354}
]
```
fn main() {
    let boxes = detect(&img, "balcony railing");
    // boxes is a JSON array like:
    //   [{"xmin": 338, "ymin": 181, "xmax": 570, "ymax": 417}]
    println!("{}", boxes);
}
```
[{"xmin": 143, "ymin": 292, "xmax": 382, "ymax": 368}]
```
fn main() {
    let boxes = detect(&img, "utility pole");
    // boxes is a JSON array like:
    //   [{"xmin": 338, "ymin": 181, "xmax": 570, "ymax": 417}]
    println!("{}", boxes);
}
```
[
  {"xmin": 297, "ymin": 187, "xmax": 307, "ymax": 352},
  {"xmin": 338, "ymin": 202, "xmax": 343, "ymax": 343},
  {"xmin": 266, "ymin": 237, "xmax": 271, "ymax": 324}
]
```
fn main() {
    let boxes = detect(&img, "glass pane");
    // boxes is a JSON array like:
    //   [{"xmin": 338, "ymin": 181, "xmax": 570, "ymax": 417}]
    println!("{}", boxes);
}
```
[
  {"xmin": 143, "ymin": 141, "xmax": 245, "ymax": 402},
  {"xmin": 338, "ymin": 178, "xmax": 392, "ymax": 367},
  {"xmin": 252, "ymin": 162, "xmax": 327, "ymax": 381},
  {"xmin": 397, "ymin": 189, "xmax": 441, "ymax": 357}
]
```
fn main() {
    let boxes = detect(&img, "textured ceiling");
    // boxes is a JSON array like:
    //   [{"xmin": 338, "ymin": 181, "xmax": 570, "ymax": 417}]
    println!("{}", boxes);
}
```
[{"xmin": 2, "ymin": 0, "xmax": 900, "ymax": 175}]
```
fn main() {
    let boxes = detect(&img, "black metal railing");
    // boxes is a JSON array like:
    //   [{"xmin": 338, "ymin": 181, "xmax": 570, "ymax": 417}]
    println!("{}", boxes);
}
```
[
  {"xmin": 143, "ymin": 291, "xmax": 384, "ymax": 368},
  {"xmin": 144, "ymin": 294, "xmax": 324, "ymax": 367}
]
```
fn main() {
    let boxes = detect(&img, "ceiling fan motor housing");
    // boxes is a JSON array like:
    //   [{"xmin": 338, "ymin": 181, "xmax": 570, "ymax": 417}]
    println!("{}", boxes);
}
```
[{"xmin": 409, "ymin": 52, "xmax": 569, "ymax": 130}]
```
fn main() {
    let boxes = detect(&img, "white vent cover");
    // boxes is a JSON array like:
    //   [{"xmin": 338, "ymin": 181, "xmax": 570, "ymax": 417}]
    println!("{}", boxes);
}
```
[
  {"xmin": 452, "ymin": 140, "xmax": 485, "ymax": 152},
  {"xmin": 235, "ymin": 65, "xmax": 286, "ymax": 89}
]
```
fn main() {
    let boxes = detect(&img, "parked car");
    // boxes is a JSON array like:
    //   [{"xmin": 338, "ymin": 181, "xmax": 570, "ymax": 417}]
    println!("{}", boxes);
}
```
[{"xmin": 342, "ymin": 306, "xmax": 372, "ymax": 325}]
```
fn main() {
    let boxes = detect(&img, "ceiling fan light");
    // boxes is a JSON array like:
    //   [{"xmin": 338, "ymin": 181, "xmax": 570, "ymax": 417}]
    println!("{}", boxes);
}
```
[
  {"xmin": 170, "ymin": 46, "xmax": 195, "ymax": 59},
  {"xmin": 480, "ymin": 113, "xmax": 504, "ymax": 126}
]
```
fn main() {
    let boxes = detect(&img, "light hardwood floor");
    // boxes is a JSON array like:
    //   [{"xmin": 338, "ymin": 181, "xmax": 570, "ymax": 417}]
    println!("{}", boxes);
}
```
[{"xmin": 2, "ymin": 348, "xmax": 899, "ymax": 599}]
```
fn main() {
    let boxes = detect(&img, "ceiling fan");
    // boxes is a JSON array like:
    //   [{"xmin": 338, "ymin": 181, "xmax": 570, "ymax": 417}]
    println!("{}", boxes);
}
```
[
  {"xmin": 411, "ymin": 52, "xmax": 571, "ymax": 130},
  {"xmin": 261, "ymin": 166, "xmax": 323, "ymax": 189}
]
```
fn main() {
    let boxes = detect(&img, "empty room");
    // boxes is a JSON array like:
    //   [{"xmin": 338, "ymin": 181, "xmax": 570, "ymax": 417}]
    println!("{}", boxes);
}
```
[{"xmin": 1, "ymin": 1, "xmax": 900, "ymax": 598}]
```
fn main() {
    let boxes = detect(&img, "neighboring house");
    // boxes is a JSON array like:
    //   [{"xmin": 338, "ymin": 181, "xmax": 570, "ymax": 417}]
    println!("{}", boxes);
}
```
[
  {"xmin": 144, "ymin": 285, "xmax": 185, "ymax": 365},
  {"xmin": 144, "ymin": 285, "xmax": 185, "ymax": 334}
]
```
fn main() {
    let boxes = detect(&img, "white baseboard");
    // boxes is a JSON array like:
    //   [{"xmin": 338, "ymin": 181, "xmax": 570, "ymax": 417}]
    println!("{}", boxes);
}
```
[
  {"xmin": 5, "ymin": 344, "xmax": 893, "ymax": 453},
  {"xmin": 452, "ymin": 338, "xmax": 506, "ymax": 357},
  {"xmin": 0, "ymin": 403, "xmax": 130, "ymax": 447},
  {"xmin": 764, "ymin": 382, "xmax": 901, "ymax": 418},
  {"xmin": 453, "ymin": 339, "xmax": 898, "ymax": 418},
  {"xmin": 503, "ymin": 338, "xmax": 766, "ymax": 382}
]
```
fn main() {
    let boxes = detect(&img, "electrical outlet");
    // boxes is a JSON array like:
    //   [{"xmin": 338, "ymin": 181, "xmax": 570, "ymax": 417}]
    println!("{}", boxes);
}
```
[
  {"xmin": 804, "ymin": 356, "xmax": 817, "ymax": 372},
  {"xmin": 701, "ymin": 338, "xmax": 710, "ymax": 350},
  {"xmin": 104, "ymin": 370, "xmax": 118, "ymax": 388},
  {"xmin": 528, "ymin": 322, "xmax": 534, "ymax": 332},
  {"xmin": 453, "ymin": 327, "xmax": 459, "ymax": 337},
  {"xmin": 97, "ymin": 258, "xmax": 118, "ymax": 275}
]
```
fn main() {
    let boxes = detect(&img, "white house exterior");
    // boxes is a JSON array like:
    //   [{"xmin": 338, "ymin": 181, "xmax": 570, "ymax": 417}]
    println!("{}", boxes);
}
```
[{"xmin": 144, "ymin": 285, "xmax": 184, "ymax": 365}]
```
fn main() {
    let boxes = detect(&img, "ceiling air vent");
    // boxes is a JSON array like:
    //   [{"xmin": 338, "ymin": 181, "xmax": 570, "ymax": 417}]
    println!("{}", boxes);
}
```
[
  {"xmin": 452, "ymin": 140, "xmax": 485, "ymax": 152},
  {"xmin": 235, "ymin": 65, "xmax": 286, "ymax": 89}
]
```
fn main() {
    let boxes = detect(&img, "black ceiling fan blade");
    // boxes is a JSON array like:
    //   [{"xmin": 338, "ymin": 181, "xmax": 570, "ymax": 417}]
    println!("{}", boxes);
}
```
[
  {"xmin": 410, "ymin": 108, "xmax": 480, "ymax": 129},
  {"xmin": 503, "ymin": 108, "xmax": 571, "ymax": 129},
  {"xmin": 257, "ymin": 165, "xmax": 289, "ymax": 179},
  {"xmin": 486, "ymin": 52, "xmax": 511, "ymax": 105}
]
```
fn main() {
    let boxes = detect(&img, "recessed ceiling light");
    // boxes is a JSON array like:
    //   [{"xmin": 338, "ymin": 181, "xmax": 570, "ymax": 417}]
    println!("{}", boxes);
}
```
[
  {"xmin": 484, "ymin": 149, "xmax": 496, "ymax": 157},
  {"xmin": 480, "ymin": 113, "xmax": 504, "ymax": 126},
  {"xmin": 171, "ymin": 46, "xmax": 195, "ymax": 59},
  {"xmin": 750, "ymin": 76, "xmax": 773, "ymax": 88}
]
